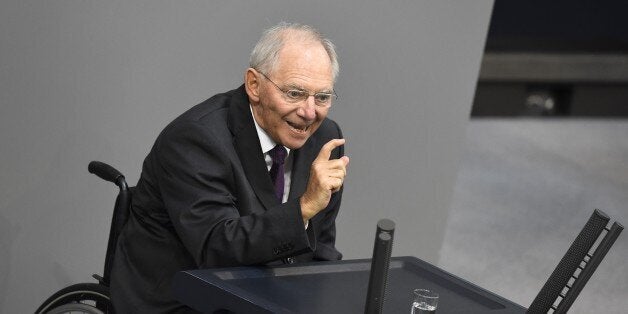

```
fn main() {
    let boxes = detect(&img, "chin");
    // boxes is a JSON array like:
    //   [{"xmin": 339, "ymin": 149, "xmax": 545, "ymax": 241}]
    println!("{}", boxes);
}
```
[
  {"xmin": 280, "ymin": 134, "xmax": 311, "ymax": 149},
  {"xmin": 284, "ymin": 140, "xmax": 307, "ymax": 150}
]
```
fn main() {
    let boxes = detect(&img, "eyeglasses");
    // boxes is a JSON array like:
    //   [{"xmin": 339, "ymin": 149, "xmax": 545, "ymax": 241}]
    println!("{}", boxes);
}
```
[{"xmin": 258, "ymin": 71, "xmax": 337, "ymax": 107}]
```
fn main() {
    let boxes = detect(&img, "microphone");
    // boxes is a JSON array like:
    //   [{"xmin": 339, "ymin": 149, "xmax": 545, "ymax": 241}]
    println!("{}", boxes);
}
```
[{"xmin": 364, "ymin": 219, "xmax": 395, "ymax": 314}]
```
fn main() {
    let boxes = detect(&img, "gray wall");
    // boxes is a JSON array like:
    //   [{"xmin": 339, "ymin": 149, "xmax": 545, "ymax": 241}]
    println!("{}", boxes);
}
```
[{"xmin": 0, "ymin": 1, "xmax": 493, "ymax": 312}]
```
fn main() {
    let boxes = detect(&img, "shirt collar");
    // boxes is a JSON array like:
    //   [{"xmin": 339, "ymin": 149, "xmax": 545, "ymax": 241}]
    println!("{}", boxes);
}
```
[{"xmin": 250, "ymin": 105, "xmax": 291, "ymax": 155}]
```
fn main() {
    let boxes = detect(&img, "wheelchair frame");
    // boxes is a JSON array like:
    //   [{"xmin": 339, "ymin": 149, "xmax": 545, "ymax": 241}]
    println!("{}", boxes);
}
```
[{"xmin": 36, "ymin": 161, "xmax": 131, "ymax": 314}]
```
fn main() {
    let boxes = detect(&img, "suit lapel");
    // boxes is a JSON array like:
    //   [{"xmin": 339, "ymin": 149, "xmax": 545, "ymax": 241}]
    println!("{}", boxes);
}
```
[
  {"xmin": 289, "ymin": 135, "xmax": 317, "ymax": 201},
  {"xmin": 228, "ymin": 86, "xmax": 279, "ymax": 210}
]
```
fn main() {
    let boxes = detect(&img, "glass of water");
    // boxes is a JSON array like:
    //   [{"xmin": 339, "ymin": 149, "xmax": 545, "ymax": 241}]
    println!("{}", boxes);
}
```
[{"xmin": 411, "ymin": 289, "xmax": 439, "ymax": 314}]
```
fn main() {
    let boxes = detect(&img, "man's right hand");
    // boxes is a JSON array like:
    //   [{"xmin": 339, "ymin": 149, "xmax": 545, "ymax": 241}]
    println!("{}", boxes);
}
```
[{"xmin": 300, "ymin": 139, "xmax": 350, "ymax": 222}]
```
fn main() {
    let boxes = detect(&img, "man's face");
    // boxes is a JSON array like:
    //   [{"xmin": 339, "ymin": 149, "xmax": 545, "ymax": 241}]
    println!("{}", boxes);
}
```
[{"xmin": 247, "ymin": 41, "xmax": 334, "ymax": 150}]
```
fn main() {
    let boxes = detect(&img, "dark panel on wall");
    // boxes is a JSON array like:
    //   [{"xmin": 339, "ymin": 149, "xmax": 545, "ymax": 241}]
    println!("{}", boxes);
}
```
[
  {"xmin": 472, "ymin": 0, "xmax": 628, "ymax": 117},
  {"xmin": 486, "ymin": 0, "xmax": 628, "ymax": 53},
  {"xmin": 571, "ymin": 85, "xmax": 628, "ymax": 116}
]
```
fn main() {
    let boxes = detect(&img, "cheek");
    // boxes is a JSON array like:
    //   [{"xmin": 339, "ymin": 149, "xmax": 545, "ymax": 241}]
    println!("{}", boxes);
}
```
[
  {"xmin": 270, "ymin": 106, "xmax": 296, "ymax": 123},
  {"xmin": 310, "ymin": 120, "xmax": 323, "ymax": 133},
  {"xmin": 257, "ymin": 98, "xmax": 281, "ymax": 125},
  {"xmin": 264, "ymin": 109, "xmax": 290, "ymax": 134},
  {"xmin": 314, "ymin": 110, "xmax": 328, "ymax": 123}
]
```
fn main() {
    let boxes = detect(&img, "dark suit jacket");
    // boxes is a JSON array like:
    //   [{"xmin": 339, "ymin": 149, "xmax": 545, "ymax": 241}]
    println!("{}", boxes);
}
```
[{"xmin": 110, "ymin": 85, "xmax": 344, "ymax": 313}]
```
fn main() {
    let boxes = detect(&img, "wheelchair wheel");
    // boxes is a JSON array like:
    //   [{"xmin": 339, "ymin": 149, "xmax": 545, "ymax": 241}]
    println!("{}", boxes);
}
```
[
  {"xmin": 36, "ymin": 283, "xmax": 111, "ymax": 314},
  {"xmin": 44, "ymin": 303, "xmax": 104, "ymax": 314}
]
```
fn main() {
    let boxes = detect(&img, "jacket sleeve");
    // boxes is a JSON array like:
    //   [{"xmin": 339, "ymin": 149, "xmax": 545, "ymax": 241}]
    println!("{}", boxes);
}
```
[{"xmin": 311, "ymin": 120, "xmax": 344, "ymax": 261}]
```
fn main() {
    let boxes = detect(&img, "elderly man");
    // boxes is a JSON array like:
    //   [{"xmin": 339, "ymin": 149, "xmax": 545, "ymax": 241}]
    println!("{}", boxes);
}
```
[{"xmin": 110, "ymin": 22, "xmax": 349, "ymax": 312}]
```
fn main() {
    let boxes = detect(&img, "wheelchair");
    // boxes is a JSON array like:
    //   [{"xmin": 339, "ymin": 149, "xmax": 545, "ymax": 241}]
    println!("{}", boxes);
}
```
[{"xmin": 36, "ymin": 161, "xmax": 132, "ymax": 314}]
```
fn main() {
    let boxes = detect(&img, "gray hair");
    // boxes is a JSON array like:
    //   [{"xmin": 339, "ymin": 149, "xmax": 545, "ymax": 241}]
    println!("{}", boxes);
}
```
[{"xmin": 249, "ymin": 22, "xmax": 340, "ymax": 82}]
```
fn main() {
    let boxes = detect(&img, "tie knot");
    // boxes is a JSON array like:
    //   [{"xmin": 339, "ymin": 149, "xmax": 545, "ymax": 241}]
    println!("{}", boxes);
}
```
[{"xmin": 269, "ymin": 145, "xmax": 287, "ymax": 165}]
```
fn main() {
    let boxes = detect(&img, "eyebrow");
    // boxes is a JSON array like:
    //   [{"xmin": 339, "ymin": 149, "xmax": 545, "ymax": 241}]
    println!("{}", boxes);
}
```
[{"xmin": 284, "ymin": 83, "xmax": 334, "ymax": 94}]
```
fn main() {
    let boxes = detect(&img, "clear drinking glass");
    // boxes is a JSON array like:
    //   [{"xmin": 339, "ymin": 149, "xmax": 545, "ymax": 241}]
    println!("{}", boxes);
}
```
[{"xmin": 411, "ymin": 289, "xmax": 439, "ymax": 314}]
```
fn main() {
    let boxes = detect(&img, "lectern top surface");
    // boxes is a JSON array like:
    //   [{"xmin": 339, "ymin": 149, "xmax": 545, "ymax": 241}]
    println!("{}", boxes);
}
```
[{"xmin": 173, "ymin": 256, "xmax": 526, "ymax": 314}]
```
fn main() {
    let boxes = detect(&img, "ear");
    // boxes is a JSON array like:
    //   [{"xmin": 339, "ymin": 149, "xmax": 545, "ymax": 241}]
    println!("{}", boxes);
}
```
[{"xmin": 245, "ymin": 68, "xmax": 261, "ymax": 104}]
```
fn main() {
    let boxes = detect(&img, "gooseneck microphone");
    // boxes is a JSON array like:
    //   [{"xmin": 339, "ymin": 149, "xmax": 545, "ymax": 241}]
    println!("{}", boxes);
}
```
[{"xmin": 364, "ymin": 219, "xmax": 395, "ymax": 314}]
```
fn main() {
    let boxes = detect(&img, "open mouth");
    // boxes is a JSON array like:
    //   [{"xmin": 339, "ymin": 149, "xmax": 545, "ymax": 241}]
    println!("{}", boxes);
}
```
[{"xmin": 286, "ymin": 121, "xmax": 309, "ymax": 134}]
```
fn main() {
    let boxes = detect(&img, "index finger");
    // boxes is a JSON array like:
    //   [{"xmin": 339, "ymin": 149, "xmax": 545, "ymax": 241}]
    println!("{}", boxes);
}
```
[{"xmin": 315, "ymin": 139, "xmax": 346, "ymax": 162}]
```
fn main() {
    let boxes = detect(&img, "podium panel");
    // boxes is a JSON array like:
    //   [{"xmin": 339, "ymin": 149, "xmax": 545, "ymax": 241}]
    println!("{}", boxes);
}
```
[{"xmin": 173, "ymin": 256, "xmax": 526, "ymax": 313}]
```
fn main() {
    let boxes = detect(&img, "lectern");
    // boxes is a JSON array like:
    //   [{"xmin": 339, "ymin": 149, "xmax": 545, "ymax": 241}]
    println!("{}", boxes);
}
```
[{"xmin": 172, "ymin": 256, "xmax": 525, "ymax": 313}]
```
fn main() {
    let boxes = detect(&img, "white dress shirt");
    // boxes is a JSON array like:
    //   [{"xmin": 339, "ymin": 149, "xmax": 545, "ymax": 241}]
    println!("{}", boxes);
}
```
[{"xmin": 250, "ymin": 107, "xmax": 293, "ymax": 203}]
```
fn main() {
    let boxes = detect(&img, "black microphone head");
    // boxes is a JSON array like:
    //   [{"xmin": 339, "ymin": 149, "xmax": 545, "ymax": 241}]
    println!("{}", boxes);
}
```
[{"xmin": 377, "ymin": 219, "xmax": 395, "ymax": 233}]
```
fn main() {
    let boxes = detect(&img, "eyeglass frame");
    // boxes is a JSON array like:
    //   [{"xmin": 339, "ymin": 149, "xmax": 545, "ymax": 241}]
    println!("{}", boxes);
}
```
[{"xmin": 256, "ymin": 70, "xmax": 338, "ymax": 107}]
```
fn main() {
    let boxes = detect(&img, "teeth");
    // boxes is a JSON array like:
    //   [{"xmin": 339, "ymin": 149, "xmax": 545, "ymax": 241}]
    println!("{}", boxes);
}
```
[{"xmin": 287, "ymin": 121, "xmax": 308, "ymax": 132}]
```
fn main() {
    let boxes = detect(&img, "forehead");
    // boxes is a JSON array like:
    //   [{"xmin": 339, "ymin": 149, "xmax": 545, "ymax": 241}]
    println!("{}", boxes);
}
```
[{"xmin": 271, "ymin": 40, "xmax": 334, "ymax": 90}]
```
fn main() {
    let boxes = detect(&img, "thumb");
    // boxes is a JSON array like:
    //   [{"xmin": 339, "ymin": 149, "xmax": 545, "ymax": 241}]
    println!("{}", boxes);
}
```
[{"xmin": 340, "ymin": 156, "xmax": 350, "ymax": 167}]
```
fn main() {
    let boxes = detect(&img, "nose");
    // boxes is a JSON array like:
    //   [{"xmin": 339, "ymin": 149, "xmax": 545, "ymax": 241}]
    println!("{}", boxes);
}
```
[{"xmin": 296, "ymin": 96, "xmax": 317, "ymax": 121}]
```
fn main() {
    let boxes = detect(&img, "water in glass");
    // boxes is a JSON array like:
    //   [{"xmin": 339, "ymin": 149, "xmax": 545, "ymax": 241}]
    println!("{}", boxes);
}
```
[{"xmin": 411, "ymin": 300, "xmax": 436, "ymax": 314}]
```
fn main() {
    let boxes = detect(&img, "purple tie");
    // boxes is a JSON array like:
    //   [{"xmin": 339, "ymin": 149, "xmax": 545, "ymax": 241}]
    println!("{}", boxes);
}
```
[{"xmin": 268, "ymin": 145, "xmax": 287, "ymax": 202}]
